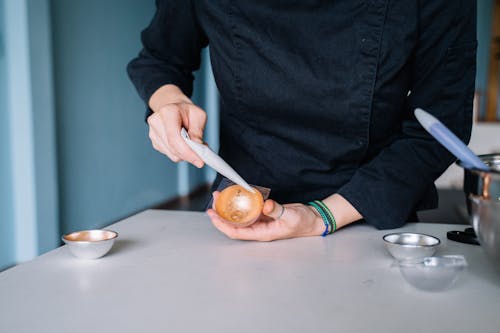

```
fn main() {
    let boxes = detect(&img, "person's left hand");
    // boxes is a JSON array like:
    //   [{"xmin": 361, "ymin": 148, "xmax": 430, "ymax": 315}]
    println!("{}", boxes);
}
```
[{"xmin": 206, "ymin": 192, "xmax": 325, "ymax": 241}]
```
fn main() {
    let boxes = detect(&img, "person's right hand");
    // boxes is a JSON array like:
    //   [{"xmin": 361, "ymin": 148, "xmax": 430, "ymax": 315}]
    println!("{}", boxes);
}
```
[{"xmin": 147, "ymin": 85, "xmax": 207, "ymax": 168}]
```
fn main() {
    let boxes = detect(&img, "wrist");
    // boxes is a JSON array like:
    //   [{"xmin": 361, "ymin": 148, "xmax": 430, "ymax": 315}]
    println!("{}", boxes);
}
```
[
  {"xmin": 149, "ymin": 84, "xmax": 192, "ymax": 112},
  {"xmin": 322, "ymin": 193, "xmax": 362, "ymax": 229},
  {"xmin": 306, "ymin": 204, "xmax": 330, "ymax": 236},
  {"xmin": 308, "ymin": 200, "xmax": 337, "ymax": 236}
]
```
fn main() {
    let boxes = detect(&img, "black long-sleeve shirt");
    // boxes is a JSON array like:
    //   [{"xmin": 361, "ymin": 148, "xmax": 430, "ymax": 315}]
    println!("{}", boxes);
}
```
[{"xmin": 128, "ymin": 0, "xmax": 476, "ymax": 229}]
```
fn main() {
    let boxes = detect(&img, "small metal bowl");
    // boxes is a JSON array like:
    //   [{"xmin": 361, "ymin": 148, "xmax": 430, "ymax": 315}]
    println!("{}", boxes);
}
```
[
  {"xmin": 397, "ymin": 255, "xmax": 467, "ymax": 291},
  {"xmin": 62, "ymin": 230, "xmax": 118, "ymax": 259},
  {"xmin": 383, "ymin": 232, "xmax": 440, "ymax": 260}
]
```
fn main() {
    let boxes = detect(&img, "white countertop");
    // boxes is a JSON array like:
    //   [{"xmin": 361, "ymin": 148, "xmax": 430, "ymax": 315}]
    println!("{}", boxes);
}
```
[{"xmin": 1, "ymin": 209, "xmax": 499, "ymax": 333}]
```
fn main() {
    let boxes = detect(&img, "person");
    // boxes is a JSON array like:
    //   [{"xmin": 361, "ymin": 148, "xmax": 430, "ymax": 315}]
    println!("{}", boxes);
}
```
[{"xmin": 127, "ymin": 1, "xmax": 476, "ymax": 241}]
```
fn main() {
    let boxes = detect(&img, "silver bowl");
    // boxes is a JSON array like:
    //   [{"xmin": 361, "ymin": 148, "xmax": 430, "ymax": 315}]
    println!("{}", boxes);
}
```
[
  {"xmin": 62, "ymin": 230, "xmax": 118, "ymax": 259},
  {"xmin": 458, "ymin": 154, "xmax": 500, "ymax": 270},
  {"xmin": 383, "ymin": 232, "xmax": 440, "ymax": 260},
  {"xmin": 458, "ymin": 153, "xmax": 500, "ymax": 213},
  {"xmin": 397, "ymin": 255, "xmax": 467, "ymax": 291},
  {"xmin": 469, "ymin": 195, "xmax": 500, "ymax": 268}
]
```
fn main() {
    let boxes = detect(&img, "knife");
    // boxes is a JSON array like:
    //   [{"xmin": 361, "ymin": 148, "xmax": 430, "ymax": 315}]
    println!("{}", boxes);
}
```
[{"xmin": 180, "ymin": 128, "xmax": 255, "ymax": 192}]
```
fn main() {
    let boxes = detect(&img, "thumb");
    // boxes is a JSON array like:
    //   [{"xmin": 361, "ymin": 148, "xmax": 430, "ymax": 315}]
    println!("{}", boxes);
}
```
[{"xmin": 263, "ymin": 199, "xmax": 286, "ymax": 220}]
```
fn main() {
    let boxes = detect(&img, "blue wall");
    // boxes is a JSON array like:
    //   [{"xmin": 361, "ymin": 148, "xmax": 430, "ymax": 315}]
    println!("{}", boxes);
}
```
[
  {"xmin": 476, "ymin": 0, "xmax": 494, "ymax": 118},
  {"xmin": 0, "ymin": 0, "xmax": 15, "ymax": 270},
  {"xmin": 189, "ymin": 64, "xmax": 216, "ymax": 188},
  {"xmin": 50, "ymin": 0, "xmax": 205, "ymax": 234},
  {"xmin": 28, "ymin": 0, "xmax": 60, "ymax": 256}
]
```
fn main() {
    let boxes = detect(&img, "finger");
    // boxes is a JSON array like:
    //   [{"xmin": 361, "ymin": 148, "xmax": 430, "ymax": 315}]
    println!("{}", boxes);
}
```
[
  {"xmin": 146, "ymin": 112, "xmax": 157, "ymax": 127},
  {"xmin": 207, "ymin": 208, "xmax": 279, "ymax": 241},
  {"xmin": 148, "ymin": 111, "xmax": 175, "ymax": 153},
  {"xmin": 160, "ymin": 107, "xmax": 204, "ymax": 168},
  {"xmin": 209, "ymin": 192, "xmax": 250, "ymax": 239},
  {"xmin": 211, "ymin": 191, "xmax": 220, "ymax": 210},
  {"xmin": 207, "ymin": 208, "xmax": 245, "ymax": 239},
  {"xmin": 262, "ymin": 199, "xmax": 287, "ymax": 220},
  {"xmin": 149, "ymin": 124, "xmax": 174, "ymax": 154},
  {"xmin": 209, "ymin": 192, "xmax": 241, "ymax": 238},
  {"xmin": 186, "ymin": 104, "xmax": 207, "ymax": 143},
  {"xmin": 149, "ymin": 126, "xmax": 181, "ymax": 162}
]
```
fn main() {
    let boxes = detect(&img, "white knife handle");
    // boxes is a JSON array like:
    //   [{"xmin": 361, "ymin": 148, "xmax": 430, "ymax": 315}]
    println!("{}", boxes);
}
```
[{"xmin": 180, "ymin": 128, "xmax": 255, "ymax": 192}]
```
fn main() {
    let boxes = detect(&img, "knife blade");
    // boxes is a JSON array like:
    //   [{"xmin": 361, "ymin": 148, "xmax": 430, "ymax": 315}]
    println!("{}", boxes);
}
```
[{"xmin": 180, "ymin": 128, "xmax": 255, "ymax": 192}]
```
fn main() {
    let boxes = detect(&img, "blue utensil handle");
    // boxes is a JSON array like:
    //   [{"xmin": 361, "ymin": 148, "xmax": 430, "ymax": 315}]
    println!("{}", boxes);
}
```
[
  {"xmin": 429, "ymin": 123, "xmax": 489, "ymax": 171},
  {"xmin": 414, "ymin": 108, "xmax": 489, "ymax": 171}
]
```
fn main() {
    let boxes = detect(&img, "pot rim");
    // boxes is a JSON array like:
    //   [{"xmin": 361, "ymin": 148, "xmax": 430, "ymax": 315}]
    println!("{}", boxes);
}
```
[{"xmin": 456, "ymin": 153, "xmax": 500, "ymax": 176}]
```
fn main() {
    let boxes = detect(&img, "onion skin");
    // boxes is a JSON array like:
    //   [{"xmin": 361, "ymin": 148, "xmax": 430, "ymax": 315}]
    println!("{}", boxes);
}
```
[{"xmin": 215, "ymin": 185, "xmax": 264, "ymax": 227}]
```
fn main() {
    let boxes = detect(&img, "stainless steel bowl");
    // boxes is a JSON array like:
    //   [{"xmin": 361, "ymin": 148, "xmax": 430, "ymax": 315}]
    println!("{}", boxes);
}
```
[
  {"xmin": 458, "ymin": 154, "xmax": 500, "ymax": 270},
  {"xmin": 383, "ymin": 232, "xmax": 440, "ymax": 260},
  {"xmin": 470, "ymin": 195, "xmax": 500, "ymax": 268},
  {"xmin": 397, "ymin": 255, "xmax": 467, "ymax": 291},
  {"xmin": 458, "ymin": 153, "xmax": 500, "ymax": 213},
  {"xmin": 62, "ymin": 230, "xmax": 118, "ymax": 259}
]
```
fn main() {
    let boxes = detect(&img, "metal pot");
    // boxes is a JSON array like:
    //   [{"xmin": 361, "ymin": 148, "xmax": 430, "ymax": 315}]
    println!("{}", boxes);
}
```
[
  {"xmin": 458, "ymin": 153, "xmax": 500, "ymax": 270},
  {"xmin": 469, "ymin": 195, "xmax": 500, "ymax": 268},
  {"xmin": 458, "ymin": 153, "xmax": 500, "ymax": 214}
]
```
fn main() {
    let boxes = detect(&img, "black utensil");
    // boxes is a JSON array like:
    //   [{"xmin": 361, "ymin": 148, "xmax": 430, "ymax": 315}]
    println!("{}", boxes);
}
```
[{"xmin": 447, "ymin": 227, "xmax": 480, "ymax": 245}]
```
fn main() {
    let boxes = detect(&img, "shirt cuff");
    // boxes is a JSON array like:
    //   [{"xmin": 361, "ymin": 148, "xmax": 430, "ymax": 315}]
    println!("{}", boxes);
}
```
[{"xmin": 337, "ymin": 173, "xmax": 438, "ymax": 230}]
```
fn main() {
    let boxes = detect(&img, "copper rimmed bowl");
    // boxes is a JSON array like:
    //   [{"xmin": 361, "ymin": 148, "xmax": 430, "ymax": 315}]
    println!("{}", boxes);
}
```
[
  {"xmin": 469, "ymin": 195, "xmax": 500, "ymax": 268},
  {"xmin": 459, "ymin": 153, "xmax": 500, "ymax": 212},
  {"xmin": 62, "ymin": 230, "xmax": 118, "ymax": 259},
  {"xmin": 459, "ymin": 153, "xmax": 500, "ymax": 270}
]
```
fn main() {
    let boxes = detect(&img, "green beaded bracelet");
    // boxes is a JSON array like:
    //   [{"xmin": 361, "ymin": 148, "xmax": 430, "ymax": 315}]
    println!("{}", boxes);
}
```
[
  {"xmin": 314, "ymin": 200, "xmax": 337, "ymax": 234},
  {"xmin": 307, "ymin": 201, "xmax": 333, "ymax": 237}
]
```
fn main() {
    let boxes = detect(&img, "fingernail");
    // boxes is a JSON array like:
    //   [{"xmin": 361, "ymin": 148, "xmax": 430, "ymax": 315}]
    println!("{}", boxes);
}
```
[{"xmin": 194, "ymin": 160, "xmax": 203, "ymax": 168}]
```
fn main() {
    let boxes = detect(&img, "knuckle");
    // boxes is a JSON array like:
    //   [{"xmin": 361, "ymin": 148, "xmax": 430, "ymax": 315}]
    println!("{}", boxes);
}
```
[
  {"xmin": 191, "ymin": 105, "xmax": 206, "ymax": 116},
  {"xmin": 159, "ymin": 104, "xmax": 177, "ymax": 113},
  {"xmin": 147, "ymin": 115, "xmax": 154, "ymax": 126},
  {"xmin": 147, "ymin": 113, "xmax": 160, "ymax": 125}
]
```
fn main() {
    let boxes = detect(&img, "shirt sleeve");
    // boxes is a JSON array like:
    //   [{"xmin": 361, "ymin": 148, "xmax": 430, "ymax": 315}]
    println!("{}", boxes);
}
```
[
  {"xmin": 127, "ymin": 0, "xmax": 208, "ymax": 118},
  {"xmin": 337, "ymin": 0, "xmax": 477, "ymax": 229}
]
